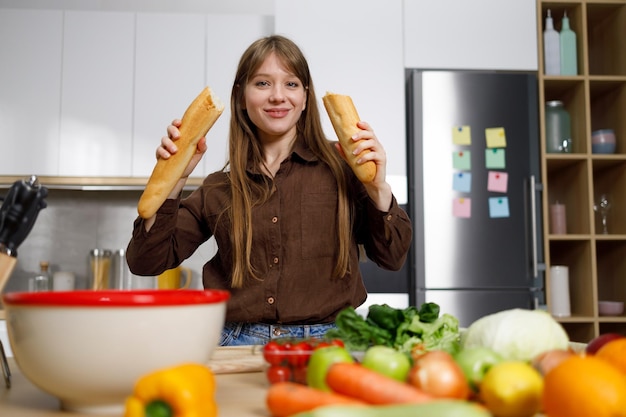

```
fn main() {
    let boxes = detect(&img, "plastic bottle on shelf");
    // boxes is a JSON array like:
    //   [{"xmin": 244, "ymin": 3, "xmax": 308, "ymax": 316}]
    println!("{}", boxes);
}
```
[
  {"xmin": 543, "ymin": 9, "xmax": 561, "ymax": 75},
  {"xmin": 559, "ymin": 11, "xmax": 578, "ymax": 75},
  {"xmin": 545, "ymin": 101, "xmax": 572, "ymax": 153},
  {"xmin": 32, "ymin": 261, "xmax": 51, "ymax": 292}
]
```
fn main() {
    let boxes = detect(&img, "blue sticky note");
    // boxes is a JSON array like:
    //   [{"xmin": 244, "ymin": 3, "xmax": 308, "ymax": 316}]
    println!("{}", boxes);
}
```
[
  {"xmin": 453, "ymin": 172, "xmax": 472, "ymax": 193},
  {"xmin": 452, "ymin": 150, "xmax": 471, "ymax": 170},
  {"xmin": 485, "ymin": 149, "xmax": 506, "ymax": 169},
  {"xmin": 489, "ymin": 197, "xmax": 510, "ymax": 218}
]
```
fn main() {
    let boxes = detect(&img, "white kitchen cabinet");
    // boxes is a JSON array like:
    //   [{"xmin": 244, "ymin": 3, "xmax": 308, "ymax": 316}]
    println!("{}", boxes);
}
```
[
  {"xmin": 132, "ymin": 13, "xmax": 207, "ymax": 178},
  {"xmin": 275, "ymin": 0, "xmax": 407, "ymax": 178},
  {"xmin": 0, "ymin": 9, "xmax": 63, "ymax": 176},
  {"xmin": 59, "ymin": 11, "xmax": 135, "ymax": 177},
  {"xmin": 403, "ymin": 0, "xmax": 538, "ymax": 70},
  {"xmin": 202, "ymin": 14, "xmax": 274, "ymax": 176}
]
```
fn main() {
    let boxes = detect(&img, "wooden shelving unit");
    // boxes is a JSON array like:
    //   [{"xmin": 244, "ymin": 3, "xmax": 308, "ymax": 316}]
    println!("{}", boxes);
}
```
[{"xmin": 537, "ymin": 0, "xmax": 626, "ymax": 342}]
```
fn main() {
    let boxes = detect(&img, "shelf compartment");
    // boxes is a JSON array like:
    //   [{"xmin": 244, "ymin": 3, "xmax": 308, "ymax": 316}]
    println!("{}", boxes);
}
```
[
  {"xmin": 596, "ymin": 240, "xmax": 626, "ymax": 305},
  {"xmin": 559, "ymin": 321, "xmax": 596, "ymax": 343},
  {"xmin": 599, "ymin": 322, "xmax": 626, "ymax": 337},
  {"xmin": 589, "ymin": 78, "xmax": 626, "ymax": 154},
  {"xmin": 543, "ymin": 79, "xmax": 588, "ymax": 154},
  {"xmin": 546, "ymin": 158, "xmax": 591, "ymax": 234},
  {"xmin": 592, "ymin": 160, "xmax": 626, "ymax": 234},
  {"xmin": 587, "ymin": 2, "xmax": 626, "ymax": 76},
  {"xmin": 540, "ymin": 3, "xmax": 585, "ymax": 76},
  {"xmin": 549, "ymin": 239, "xmax": 595, "ymax": 317}
]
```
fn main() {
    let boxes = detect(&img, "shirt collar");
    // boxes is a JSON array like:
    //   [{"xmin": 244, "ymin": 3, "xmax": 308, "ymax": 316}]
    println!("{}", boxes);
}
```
[{"xmin": 245, "ymin": 137, "xmax": 319, "ymax": 175}]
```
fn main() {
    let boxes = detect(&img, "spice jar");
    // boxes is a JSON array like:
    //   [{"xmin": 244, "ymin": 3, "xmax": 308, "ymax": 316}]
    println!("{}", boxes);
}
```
[{"xmin": 545, "ymin": 101, "xmax": 572, "ymax": 153}]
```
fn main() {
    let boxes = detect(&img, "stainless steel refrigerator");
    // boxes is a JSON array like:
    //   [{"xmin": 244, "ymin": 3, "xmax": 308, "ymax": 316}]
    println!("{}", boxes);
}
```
[{"xmin": 406, "ymin": 70, "xmax": 545, "ymax": 327}]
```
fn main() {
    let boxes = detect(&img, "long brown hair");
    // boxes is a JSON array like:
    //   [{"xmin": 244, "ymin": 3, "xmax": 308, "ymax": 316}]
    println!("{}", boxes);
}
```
[{"xmin": 227, "ymin": 35, "xmax": 352, "ymax": 288}]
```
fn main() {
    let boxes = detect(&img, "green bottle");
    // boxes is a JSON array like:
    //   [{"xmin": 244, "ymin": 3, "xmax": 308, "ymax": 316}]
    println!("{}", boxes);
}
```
[{"xmin": 560, "ymin": 11, "xmax": 577, "ymax": 75}]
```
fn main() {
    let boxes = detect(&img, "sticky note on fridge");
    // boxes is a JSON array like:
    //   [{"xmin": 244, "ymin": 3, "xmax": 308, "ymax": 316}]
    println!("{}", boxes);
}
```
[
  {"xmin": 452, "ymin": 125, "xmax": 471, "ymax": 145},
  {"xmin": 485, "ymin": 127, "xmax": 506, "ymax": 148},
  {"xmin": 453, "ymin": 172, "xmax": 472, "ymax": 193},
  {"xmin": 487, "ymin": 171, "xmax": 508, "ymax": 193},
  {"xmin": 489, "ymin": 197, "xmax": 510, "ymax": 218},
  {"xmin": 453, "ymin": 198, "xmax": 471, "ymax": 218},
  {"xmin": 452, "ymin": 150, "xmax": 471, "ymax": 170},
  {"xmin": 485, "ymin": 149, "xmax": 506, "ymax": 169}
]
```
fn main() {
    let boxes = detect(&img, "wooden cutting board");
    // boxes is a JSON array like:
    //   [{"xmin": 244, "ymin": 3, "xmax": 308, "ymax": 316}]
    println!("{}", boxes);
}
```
[{"xmin": 208, "ymin": 346, "xmax": 264, "ymax": 374}]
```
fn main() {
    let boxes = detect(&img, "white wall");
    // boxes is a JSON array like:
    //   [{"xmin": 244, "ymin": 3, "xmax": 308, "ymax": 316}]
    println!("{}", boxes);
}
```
[{"xmin": 0, "ymin": 0, "xmax": 274, "ymax": 14}]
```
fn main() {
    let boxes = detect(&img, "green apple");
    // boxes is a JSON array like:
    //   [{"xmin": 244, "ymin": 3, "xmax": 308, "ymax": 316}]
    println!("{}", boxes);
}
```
[
  {"xmin": 361, "ymin": 345, "xmax": 411, "ymax": 381},
  {"xmin": 306, "ymin": 346, "xmax": 354, "ymax": 391},
  {"xmin": 453, "ymin": 346, "xmax": 504, "ymax": 392}
]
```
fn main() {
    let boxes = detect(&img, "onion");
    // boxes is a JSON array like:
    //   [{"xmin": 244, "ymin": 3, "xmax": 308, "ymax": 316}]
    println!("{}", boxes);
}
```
[{"xmin": 408, "ymin": 350, "xmax": 471, "ymax": 400}]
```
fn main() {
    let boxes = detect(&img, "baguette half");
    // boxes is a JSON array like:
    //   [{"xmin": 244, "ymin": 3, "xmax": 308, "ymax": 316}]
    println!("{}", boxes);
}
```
[
  {"xmin": 138, "ymin": 86, "xmax": 225, "ymax": 219},
  {"xmin": 322, "ymin": 92, "xmax": 376, "ymax": 183}
]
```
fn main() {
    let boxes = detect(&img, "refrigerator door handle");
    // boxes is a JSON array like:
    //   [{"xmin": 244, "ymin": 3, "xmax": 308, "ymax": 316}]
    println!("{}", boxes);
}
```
[{"xmin": 530, "ymin": 175, "xmax": 538, "ymax": 278}]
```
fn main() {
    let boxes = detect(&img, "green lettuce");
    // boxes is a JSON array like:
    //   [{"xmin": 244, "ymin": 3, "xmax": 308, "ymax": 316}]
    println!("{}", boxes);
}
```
[{"xmin": 326, "ymin": 303, "xmax": 461, "ymax": 356}]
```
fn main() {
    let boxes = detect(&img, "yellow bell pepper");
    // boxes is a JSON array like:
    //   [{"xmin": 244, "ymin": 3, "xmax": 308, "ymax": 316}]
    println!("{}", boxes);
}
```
[{"xmin": 124, "ymin": 363, "xmax": 217, "ymax": 417}]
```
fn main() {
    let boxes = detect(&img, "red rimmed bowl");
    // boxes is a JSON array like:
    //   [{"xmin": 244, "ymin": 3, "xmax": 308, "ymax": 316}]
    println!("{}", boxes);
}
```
[{"xmin": 2, "ymin": 289, "xmax": 229, "ymax": 414}]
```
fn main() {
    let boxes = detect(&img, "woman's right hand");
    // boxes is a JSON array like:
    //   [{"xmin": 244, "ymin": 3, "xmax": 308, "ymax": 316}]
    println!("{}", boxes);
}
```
[{"xmin": 157, "ymin": 118, "xmax": 208, "ymax": 179}]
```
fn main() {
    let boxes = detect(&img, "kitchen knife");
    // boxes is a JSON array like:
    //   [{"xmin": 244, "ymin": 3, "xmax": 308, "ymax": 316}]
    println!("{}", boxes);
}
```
[{"xmin": 0, "ymin": 175, "xmax": 48, "ymax": 293}]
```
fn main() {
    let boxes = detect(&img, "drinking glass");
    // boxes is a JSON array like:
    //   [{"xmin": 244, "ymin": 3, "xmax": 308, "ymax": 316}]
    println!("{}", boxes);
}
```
[{"xmin": 593, "ymin": 194, "xmax": 611, "ymax": 234}]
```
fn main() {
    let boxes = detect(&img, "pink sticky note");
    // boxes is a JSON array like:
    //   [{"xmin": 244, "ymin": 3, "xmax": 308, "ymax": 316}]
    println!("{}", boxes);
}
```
[
  {"xmin": 453, "ymin": 198, "xmax": 471, "ymax": 218},
  {"xmin": 487, "ymin": 171, "xmax": 508, "ymax": 193}
]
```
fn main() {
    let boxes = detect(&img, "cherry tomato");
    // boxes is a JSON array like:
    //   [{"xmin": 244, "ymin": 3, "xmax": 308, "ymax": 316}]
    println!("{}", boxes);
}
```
[
  {"xmin": 288, "ymin": 341, "xmax": 313, "ymax": 367},
  {"xmin": 329, "ymin": 339, "xmax": 345, "ymax": 348},
  {"xmin": 315, "ymin": 341, "xmax": 331, "ymax": 350},
  {"xmin": 263, "ymin": 341, "xmax": 286, "ymax": 366},
  {"xmin": 266, "ymin": 365, "xmax": 291, "ymax": 384}
]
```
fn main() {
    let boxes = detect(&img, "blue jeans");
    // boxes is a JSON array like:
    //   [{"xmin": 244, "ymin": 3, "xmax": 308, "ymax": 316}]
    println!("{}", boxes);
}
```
[{"xmin": 219, "ymin": 322, "xmax": 337, "ymax": 346}]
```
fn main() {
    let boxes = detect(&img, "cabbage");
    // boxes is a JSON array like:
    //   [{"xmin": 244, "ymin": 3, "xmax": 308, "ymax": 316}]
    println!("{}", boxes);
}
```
[{"xmin": 461, "ymin": 308, "xmax": 570, "ymax": 362}]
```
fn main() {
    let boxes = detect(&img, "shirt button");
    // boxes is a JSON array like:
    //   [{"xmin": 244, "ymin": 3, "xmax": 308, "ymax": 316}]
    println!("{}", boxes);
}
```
[
  {"xmin": 272, "ymin": 216, "xmax": 278, "ymax": 223},
  {"xmin": 273, "ymin": 257, "xmax": 279, "ymax": 264},
  {"xmin": 386, "ymin": 214, "xmax": 393, "ymax": 221},
  {"xmin": 267, "ymin": 297, "xmax": 275, "ymax": 305}
]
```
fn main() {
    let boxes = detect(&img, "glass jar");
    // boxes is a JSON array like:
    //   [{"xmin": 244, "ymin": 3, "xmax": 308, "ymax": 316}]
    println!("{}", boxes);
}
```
[
  {"xmin": 545, "ymin": 101, "xmax": 572, "ymax": 153},
  {"xmin": 89, "ymin": 249, "xmax": 112, "ymax": 290}
]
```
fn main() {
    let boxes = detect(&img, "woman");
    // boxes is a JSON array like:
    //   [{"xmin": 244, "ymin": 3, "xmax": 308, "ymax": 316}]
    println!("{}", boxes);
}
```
[{"xmin": 126, "ymin": 35, "xmax": 412, "ymax": 346}]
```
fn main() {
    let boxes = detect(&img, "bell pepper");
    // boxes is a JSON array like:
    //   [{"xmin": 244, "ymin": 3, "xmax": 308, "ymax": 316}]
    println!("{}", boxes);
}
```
[{"xmin": 124, "ymin": 363, "xmax": 217, "ymax": 417}]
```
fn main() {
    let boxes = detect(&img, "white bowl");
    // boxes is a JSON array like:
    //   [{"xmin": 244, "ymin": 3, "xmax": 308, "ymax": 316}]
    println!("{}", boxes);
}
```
[
  {"xmin": 598, "ymin": 300, "xmax": 624, "ymax": 316},
  {"xmin": 2, "ymin": 289, "xmax": 229, "ymax": 414}
]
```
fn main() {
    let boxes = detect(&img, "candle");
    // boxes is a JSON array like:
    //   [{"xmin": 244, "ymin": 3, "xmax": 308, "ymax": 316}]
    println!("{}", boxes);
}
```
[
  {"xmin": 549, "ymin": 266, "xmax": 571, "ymax": 317},
  {"xmin": 550, "ymin": 203, "xmax": 567, "ymax": 234}
]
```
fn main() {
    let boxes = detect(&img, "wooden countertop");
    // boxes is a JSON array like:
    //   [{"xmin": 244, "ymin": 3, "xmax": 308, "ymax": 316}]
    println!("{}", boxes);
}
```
[{"xmin": 0, "ymin": 347, "xmax": 271, "ymax": 416}]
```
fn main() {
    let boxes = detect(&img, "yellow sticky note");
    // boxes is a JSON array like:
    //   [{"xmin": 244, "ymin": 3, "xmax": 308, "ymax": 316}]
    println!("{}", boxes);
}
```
[
  {"xmin": 485, "ymin": 127, "xmax": 506, "ymax": 148},
  {"xmin": 452, "ymin": 126, "xmax": 471, "ymax": 145}
]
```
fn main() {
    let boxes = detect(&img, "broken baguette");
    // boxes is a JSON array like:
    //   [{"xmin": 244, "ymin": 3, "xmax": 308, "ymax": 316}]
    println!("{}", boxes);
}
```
[{"xmin": 138, "ymin": 86, "xmax": 224, "ymax": 219}]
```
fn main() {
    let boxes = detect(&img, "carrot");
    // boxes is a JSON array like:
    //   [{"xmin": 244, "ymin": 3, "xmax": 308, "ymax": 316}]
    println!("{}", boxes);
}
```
[
  {"xmin": 326, "ymin": 362, "xmax": 435, "ymax": 405},
  {"xmin": 266, "ymin": 381, "xmax": 367, "ymax": 417}
]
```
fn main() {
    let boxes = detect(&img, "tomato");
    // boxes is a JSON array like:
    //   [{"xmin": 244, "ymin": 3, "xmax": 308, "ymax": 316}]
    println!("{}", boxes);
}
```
[
  {"xmin": 263, "ymin": 341, "xmax": 286, "ymax": 366},
  {"xmin": 266, "ymin": 365, "xmax": 291, "ymax": 384},
  {"xmin": 314, "ymin": 341, "xmax": 331, "ymax": 350},
  {"xmin": 288, "ymin": 341, "xmax": 313, "ymax": 367},
  {"xmin": 408, "ymin": 350, "xmax": 471, "ymax": 400},
  {"xmin": 329, "ymin": 339, "xmax": 345, "ymax": 348}
]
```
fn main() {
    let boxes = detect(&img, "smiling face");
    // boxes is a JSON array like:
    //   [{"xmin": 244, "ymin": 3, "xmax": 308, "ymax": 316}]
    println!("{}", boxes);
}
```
[{"xmin": 243, "ymin": 52, "xmax": 307, "ymax": 143}]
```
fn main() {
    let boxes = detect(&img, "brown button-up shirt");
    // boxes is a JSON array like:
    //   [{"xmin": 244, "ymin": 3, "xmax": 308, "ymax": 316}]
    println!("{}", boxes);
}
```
[{"xmin": 127, "ymin": 140, "xmax": 412, "ymax": 324}]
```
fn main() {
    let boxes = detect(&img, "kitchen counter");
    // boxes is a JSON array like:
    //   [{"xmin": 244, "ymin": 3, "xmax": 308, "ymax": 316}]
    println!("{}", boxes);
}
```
[{"xmin": 1, "ymin": 349, "xmax": 271, "ymax": 417}]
